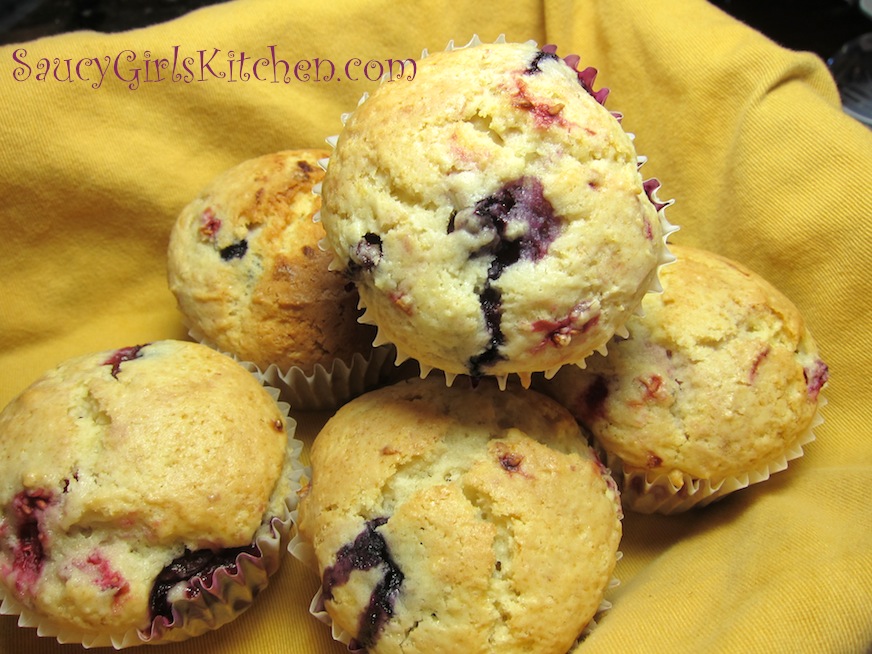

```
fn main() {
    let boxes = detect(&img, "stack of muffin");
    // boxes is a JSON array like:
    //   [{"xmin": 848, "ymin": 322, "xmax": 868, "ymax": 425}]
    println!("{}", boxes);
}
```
[
  {"xmin": 290, "ymin": 38, "xmax": 827, "ymax": 653},
  {"xmin": 0, "ymin": 37, "xmax": 828, "ymax": 653}
]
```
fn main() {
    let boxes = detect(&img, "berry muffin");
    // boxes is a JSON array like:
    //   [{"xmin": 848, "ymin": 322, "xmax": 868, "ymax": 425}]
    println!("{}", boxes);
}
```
[
  {"xmin": 319, "ymin": 38, "xmax": 676, "ymax": 386},
  {"xmin": 167, "ymin": 149, "xmax": 389, "ymax": 410},
  {"xmin": 537, "ymin": 245, "xmax": 828, "ymax": 513},
  {"xmin": 296, "ymin": 376, "xmax": 622, "ymax": 653},
  {"xmin": 0, "ymin": 340, "xmax": 301, "ymax": 647}
]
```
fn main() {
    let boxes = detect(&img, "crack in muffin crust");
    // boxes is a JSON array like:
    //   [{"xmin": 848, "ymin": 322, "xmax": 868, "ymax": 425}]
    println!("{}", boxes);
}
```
[
  {"xmin": 319, "ymin": 40, "xmax": 673, "ymax": 380},
  {"xmin": 298, "ymin": 377, "xmax": 622, "ymax": 652}
]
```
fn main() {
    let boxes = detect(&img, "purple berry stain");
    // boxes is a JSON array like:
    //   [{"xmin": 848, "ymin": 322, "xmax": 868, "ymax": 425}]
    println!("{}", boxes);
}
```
[
  {"xmin": 451, "ymin": 177, "xmax": 562, "ymax": 376},
  {"xmin": 103, "ymin": 344, "xmax": 147, "ymax": 379},
  {"xmin": 219, "ymin": 240, "xmax": 248, "ymax": 261},
  {"xmin": 525, "ymin": 49, "xmax": 559, "ymax": 74},
  {"xmin": 8, "ymin": 489, "xmax": 52, "ymax": 596},
  {"xmin": 581, "ymin": 375, "xmax": 609, "ymax": 420},
  {"xmin": 322, "ymin": 517, "xmax": 404, "ymax": 649},
  {"xmin": 148, "ymin": 544, "xmax": 258, "ymax": 622},
  {"xmin": 529, "ymin": 45, "xmax": 610, "ymax": 105},
  {"xmin": 347, "ymin": 232, "xmax": 383, "ymax": 279}
]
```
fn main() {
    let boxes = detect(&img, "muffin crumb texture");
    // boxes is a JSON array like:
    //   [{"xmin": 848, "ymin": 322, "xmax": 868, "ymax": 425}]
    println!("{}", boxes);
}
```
[
  {"xmin": 320, "ymin": 40, "xmax": 672, "ymax": 380},
  {"xmin": 168, "ymin": 149, "xmax": 375, "ymax": 374},
  {"xmin": 0, "ymin": 340, "xmax": 292, "ymax": 645},
  {"xmin": 299, "ymin": 377, "xmax": 622, "ymax": 653},
  {"xmin": 537, "ymin": 244, "xmax": 828, "ymax": 512}
]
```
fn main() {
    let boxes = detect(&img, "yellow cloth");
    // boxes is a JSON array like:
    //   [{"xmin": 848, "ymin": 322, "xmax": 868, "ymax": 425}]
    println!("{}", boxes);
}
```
[{"xmin": 1, "ymin": 0, "xmax": 870, "ymax": 652}]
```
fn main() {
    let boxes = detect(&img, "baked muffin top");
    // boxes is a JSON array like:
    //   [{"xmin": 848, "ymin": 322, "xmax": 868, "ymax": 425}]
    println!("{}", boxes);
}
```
[
  {"xmin": 320, "ymin": 40, "xmax": 671, "ymax": 382},
  {"xmin": 168, "ymin": 149, "xmax": 375, "ymax": 372},
  {"xmin": 298, "ymin": 376, "xmax": 622, "ymax": 653},
  {"xmin": 0, "ymin": 340, "xmax": 289, "ymax": 635},
  {"xmin": 541, "ymin": 244, "xmax": 828, "ymax": 482}
]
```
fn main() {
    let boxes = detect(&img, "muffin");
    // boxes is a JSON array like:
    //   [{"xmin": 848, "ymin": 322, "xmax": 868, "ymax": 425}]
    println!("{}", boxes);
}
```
[
  {"xmin": 296, "ymin": 376, "xmax": 622, "ymax": 653},
  {"xmin": 319, "ymin": 38, "xmax": 676, "ymax": 386},
  {"xmin": 167, "ymin": 149, "xmax": 388, "ymax": 410},
  {"xmin": 0, "ymin": 340, "xmax": 301, "ymax": 647},
  {"xmin": 537, "ymin": 245, "xmax": 829, "ymax": 513}
]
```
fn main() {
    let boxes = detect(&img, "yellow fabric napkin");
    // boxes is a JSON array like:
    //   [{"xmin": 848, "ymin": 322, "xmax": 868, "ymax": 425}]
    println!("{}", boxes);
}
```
[{"xmin": 1, "ymin": 0, "xmax": 870, "ymax": 652}]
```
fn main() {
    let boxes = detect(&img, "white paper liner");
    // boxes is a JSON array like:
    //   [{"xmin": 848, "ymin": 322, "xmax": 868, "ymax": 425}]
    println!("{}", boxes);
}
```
[
  {"xmin": 318, "ymin": 34, "xmax": 678, "ymax": 393},
  {"xmin": 607, "ymin": 396, "xmax": 826, "ymax": 515},
  {"xmin": 0, "ymin": 385, "xmax": 304, "ymax": 649},
  {"xmin": 247, "ymin": 345, "xmax": 402, "ymax": 412},
  {"xmin": 287, "ymin": 502, "xmax": 363, "ymax": 652},
  {"xmin": 186, "ymin": 324, "xmax": 402, "ymax": 411}
]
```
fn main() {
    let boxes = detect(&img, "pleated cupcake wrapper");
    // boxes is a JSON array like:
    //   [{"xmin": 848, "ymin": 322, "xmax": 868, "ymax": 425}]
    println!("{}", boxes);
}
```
[
  {"xmin": 314, "ymin": 34, "xmax": 678, "ymax": 392},
  {"xmin": 286, "ymin": 522, "xmax": 365, "ymax": 653},
  {"xmin": 250, "ymin": 345, "xmax": 404, "ymax": 412},
  {"xmin": 0, "ymin": 386, "xmax": 304, "ymax": 649},
  {"xmin": 607, "ymin": 395, "xmax": 826, "ymax": 515},
  {"xmin": 575, "ymin": 552, "xmax": 622, "ymax": 646},
  {"xmin": 293, "ymin": 555, "xmax": 621, "ymax": 654},
  {"xmin": 186, "ymin": 324, "xmax": 401, "ymax": 411},
  {"xmin": 288, "ymin": 451, "xmax": 623, "ymax": 652}
]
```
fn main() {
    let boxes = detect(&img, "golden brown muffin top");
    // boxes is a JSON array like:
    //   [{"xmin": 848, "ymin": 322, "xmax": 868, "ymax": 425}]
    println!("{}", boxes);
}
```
[
  {"xmin": 299, "ymin": 377, "xmax": 622, "ymax": 653},
  {"xmin": 168, "ymin": 149, "xmax": 375, "ymax": 372}
]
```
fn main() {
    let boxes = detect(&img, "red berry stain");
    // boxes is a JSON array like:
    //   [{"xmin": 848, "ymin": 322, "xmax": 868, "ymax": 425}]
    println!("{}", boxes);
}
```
[
  {"xmin": 646, "ymin": 452, "xmax": 663, "ymax": 468},
  {"xmin": 199, "ymin": 207, "xmax": 221, "ymax": 239},
  {"xmin": 9, "ymin": 489, "xmax": 52, "ymax": 596},
  {"xmin": 750, "ymin": 346, "xmax": 771, "ymax": 382},
  {"xmin": 103, "ymin": 344, "xmax": 147, "ymax": 379},
  {"xmin": 77, "ymin": 552, "xmax": 130, "ymax": 603},
  {"xmin": 388, "ymin": 290, "xmax": 414, "ymax": 316},
  {"xmin": 531, "ymin": 305, "xmax": 599, "ymax": 351},
  {"xmin": 499, "ymin": 451, "xmax": 524, "ymax": 473},
  {"xmin": 512, "ymin": 78, "xmax": 574, "ymax": 129},
  {"xmin": 633, "ymin": 374, "xmax": 666, "ymax": 404},
  {"xmin": 804, "ymin": 359, "xmax": 829, "ymax": 401}
]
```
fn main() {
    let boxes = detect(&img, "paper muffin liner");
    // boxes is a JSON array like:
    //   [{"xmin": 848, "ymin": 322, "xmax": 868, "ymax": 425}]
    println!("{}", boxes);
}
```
[
  {"xmin": 315, "ymin": 34, "xmax": 678, "ymax": 392},
  {"xmin": 288, "ymin": 440, "xmax": 623, "ymax": 652},
  {"xmin": 186, "ymin": 325, "xmax": 407, "ymax": 411},
  {"xmin": 0, "ymin": 385, "xmax": 304, "ymax": 649},
  {"xmin": 286, "ymin": 501, "xmax": 370, "ymax": 652},
  {"xmin": 604, "ymin": 396, "xmax": 826, "ymax": 515}
]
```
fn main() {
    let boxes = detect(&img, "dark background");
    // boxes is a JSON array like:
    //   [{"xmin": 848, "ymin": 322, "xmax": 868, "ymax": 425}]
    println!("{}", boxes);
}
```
[{"xmin": 1, "ymin": 0, "xmax": 871, "ymax": 63}]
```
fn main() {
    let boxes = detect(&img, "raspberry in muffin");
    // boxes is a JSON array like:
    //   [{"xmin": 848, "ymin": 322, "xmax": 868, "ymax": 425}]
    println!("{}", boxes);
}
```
[
  {"xmin": 537, "ymin": 244, "xmax": 828, "ymax": 513},
  {"xmin": 296, "ymin": 376, "xmax": 622, "ymax": 653},
  {"xmin": 319, "ymin": 39, "xmax": 675, "ymax": 385},
  {"xmin": 167, "ymin": 149, "xmax": 387, "ymax": 409},
  {"xmin": 0, "ymin": 340, "xmax": 301, "ymax": 647}
]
